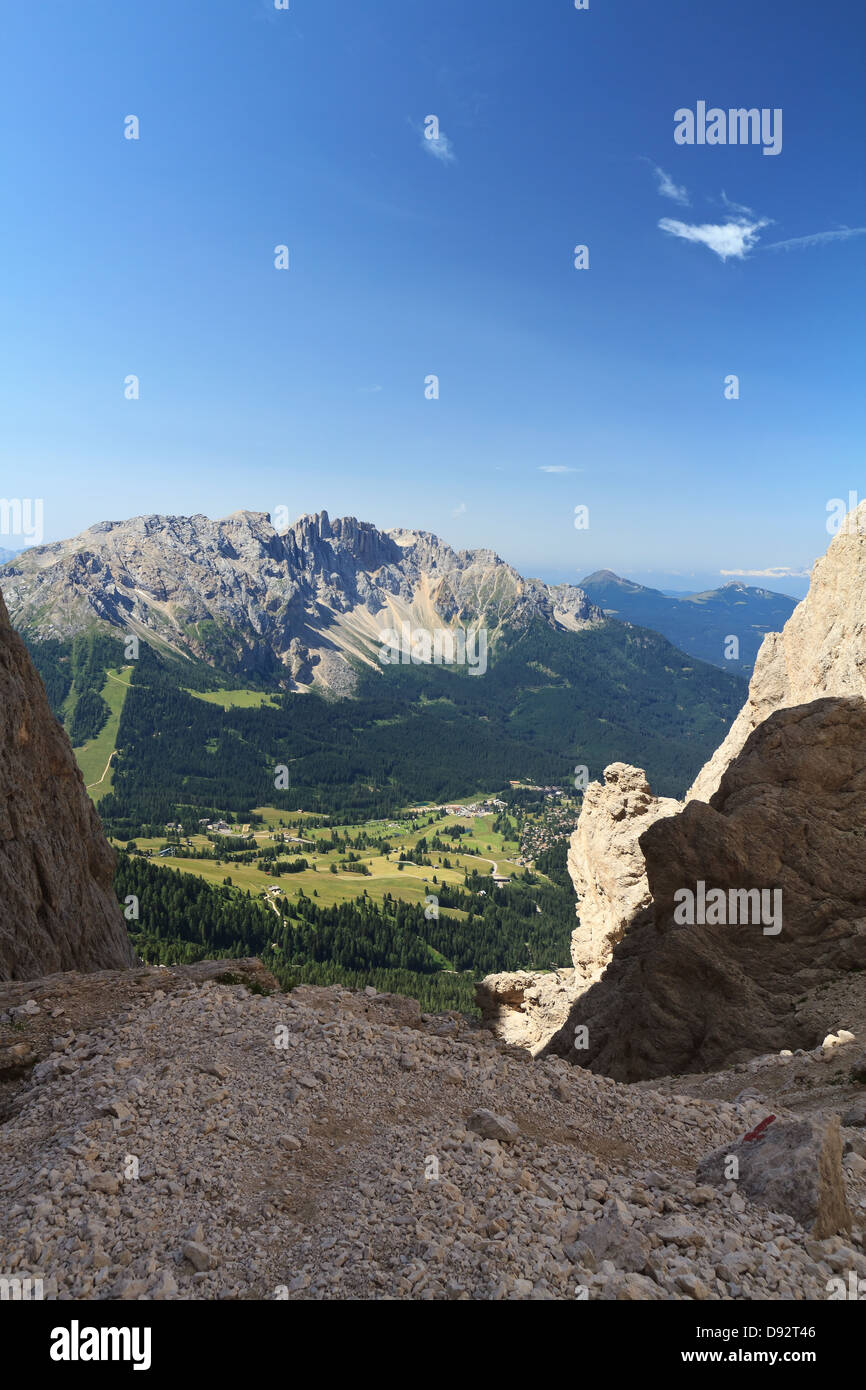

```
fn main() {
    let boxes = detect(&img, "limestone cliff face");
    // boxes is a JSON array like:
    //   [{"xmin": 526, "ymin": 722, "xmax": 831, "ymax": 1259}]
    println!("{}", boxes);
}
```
[
  {"xmin": 545, "ymin": 697, "xmax": 866, "ymax": 1079},
  {"xmin": 567, "ymin": 765, "xmax": 679, "ymax": 985},
  {"xmin": 474, "ymin": 970, "xmax": 579, "ymax": 1053},
  {"xmin": 479, "ymin": 767, "xmax": 678, "ymax": 1046},
  {"xmin": 495, "ymin": 503, "xmax": 866, "ymax": 1076},
  {"xmin": 689, "ymin": 502, "xmax": 866, "ymax": 802},
  {"xmin": 566, "ymin": 501, "xmax": 866, "ymax": 990},
  {"xmin": 0, "ymin": 588, "xmax": 135, "ymax": 980}
]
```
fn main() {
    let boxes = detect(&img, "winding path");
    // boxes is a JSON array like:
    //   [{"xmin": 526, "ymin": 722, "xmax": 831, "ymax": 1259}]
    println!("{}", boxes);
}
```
[{"xmin": 86, "ymin": 749, "xmax": 117, "ymax": 791}]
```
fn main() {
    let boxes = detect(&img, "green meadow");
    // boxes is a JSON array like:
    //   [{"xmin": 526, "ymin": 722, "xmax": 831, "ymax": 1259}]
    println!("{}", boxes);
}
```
[
  {"xmin": 74, "ymin": 667, "xmax": 134, "ymax": 800},
  {"xmin": 185, "ymin": 688, "xmax": 280, "ymax": 710},
  {"xmin": 116, "ymin": 808, "xmax": 527, "ymax": 914}
]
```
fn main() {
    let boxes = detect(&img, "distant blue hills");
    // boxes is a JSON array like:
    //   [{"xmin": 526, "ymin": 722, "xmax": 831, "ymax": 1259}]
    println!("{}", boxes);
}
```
[{"xmin": 578, "ymin": 570, "xmax": 798, "ymax": 676}]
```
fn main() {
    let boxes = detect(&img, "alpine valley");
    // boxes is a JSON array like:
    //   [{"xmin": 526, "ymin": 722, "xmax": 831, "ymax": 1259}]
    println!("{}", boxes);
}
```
[{"xmin": 1, "ymin": 509, "xmax": 747, "ymax": 831}]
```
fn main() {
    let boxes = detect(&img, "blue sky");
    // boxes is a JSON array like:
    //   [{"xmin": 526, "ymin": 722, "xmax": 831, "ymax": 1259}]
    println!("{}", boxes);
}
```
[{"xmin": 0, "ymin": 0, "xmax": 863, "ymax": 597}]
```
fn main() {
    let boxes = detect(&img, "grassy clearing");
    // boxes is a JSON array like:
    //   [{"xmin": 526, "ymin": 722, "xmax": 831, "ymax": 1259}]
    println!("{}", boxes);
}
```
[
  {"xmin": 76, "ymin": 668, "xmax": 133, "ymax": 800},
  {"xmin": 114, "ymin": 809, "xmax": 527, "ymax": 914},
  {"xmin": 185, "ymin": 688, "xmax": 280, "ymax": 710},
  {"xmin": 118, "ymin": 844, "xmax": 469, "ymax": 914},
  {"xmin": 249, "ymin": 805, "xmax": 326, "ymax": 828}
]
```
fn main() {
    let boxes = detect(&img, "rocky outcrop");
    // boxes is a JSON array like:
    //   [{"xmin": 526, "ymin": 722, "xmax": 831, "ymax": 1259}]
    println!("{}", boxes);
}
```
[
  {"xmin": 545, "ymin": 697, "xmax": 866, "ymax": 1079},
  {"xmin": 567, "ymin": 765, "xmax": 678, "ymax": 985},
  {"xmin": 689, "ymin": 501, "xmax": 866, "ymax": 803},
  {"xmin": 0, "ymin": 589, "xmax": 134, "ymax": 980},
  {"xmin": 551, "ymin": 502, "xmax": 866, "ymax": 1076},
  {"xmin": 475, "ymin": 969, "xmax": 578, "ymax": 1051}
]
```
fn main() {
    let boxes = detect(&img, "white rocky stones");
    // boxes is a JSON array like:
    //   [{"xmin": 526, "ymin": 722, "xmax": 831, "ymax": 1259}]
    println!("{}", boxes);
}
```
[
  {"xmin": 182, "ymin": 1242, "xmax": 216, "ymax": 1272},
  {"xmin": 1, "ymin": 973, "xmax": 863, "ymax": 1301},
  {"xmin": 87, "ymin": 1174, "xmax": 119, "ymax": 1195},
  {"xmin": 11, "ymin": 1000, "xmax": 41, "ymax": 1019},
  {"xmin": 572, "ymin": 1203, "xmax": 650, "ymax": 1273}
]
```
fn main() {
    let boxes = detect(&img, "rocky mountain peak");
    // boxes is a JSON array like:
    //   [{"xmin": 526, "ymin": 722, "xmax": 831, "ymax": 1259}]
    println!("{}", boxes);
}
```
[{"xmin": 1, "ymin": 509, "xmax": 603, "ymax": 690}]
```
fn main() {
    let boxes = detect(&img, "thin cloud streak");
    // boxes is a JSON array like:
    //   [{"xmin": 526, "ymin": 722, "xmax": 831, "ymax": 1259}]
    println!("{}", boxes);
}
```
[
  {"xmin": 652, "ymin": 164, "xmax": 690, "ymax": 205},
  {"xmin": 763, "ymin": 227, "xmax": 866, "ymax": 251},
  {"xmin": 722, "ymin": 566, "xmax": 812, "ymax": 578},
  {"xmin": 720, "ymin": 191, "xmax": 755, "ymax": 217}
]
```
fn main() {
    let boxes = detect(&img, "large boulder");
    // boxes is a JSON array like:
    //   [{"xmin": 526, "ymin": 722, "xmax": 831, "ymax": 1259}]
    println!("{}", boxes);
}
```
[
  {"xmin": 544, "ymin": 697, "xmax": 866, "ymax": 1079},
  {"xmin": 697, "ymin": 1114, "xmax": 852, "ymax": 1239},
  {"xmin": 0, "ymin": 589, "xmax": 134, "ymax": 980}
]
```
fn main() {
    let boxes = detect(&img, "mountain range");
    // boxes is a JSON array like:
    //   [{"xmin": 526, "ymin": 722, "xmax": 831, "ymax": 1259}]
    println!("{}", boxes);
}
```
[
  {"xmin": 578, "ymin": 570, "xmax": 797, "ymax": 676},
  {"xmin": 1, "ymin": 513, "xmax": 797, "ymax": 687},
  {"xmin": 0, "ymin": 510, "xmax": 750, "ymax": 814},
  {"xmin": 2, "ymin": 511, "xmax": 603, "ymax": 694}
]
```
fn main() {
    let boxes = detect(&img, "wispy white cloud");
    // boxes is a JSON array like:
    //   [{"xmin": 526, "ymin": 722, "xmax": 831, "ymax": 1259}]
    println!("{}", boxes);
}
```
[
  {"xmin": 452, "ymin": 501, "xmax": 467, "ymax": 517},
  {"xmin": 422, "ymin": 129, "xmax": 456, "ymax": 164},
  {"xmin": 721, "ymin": 566, "xmax": 812, "ymax": 579},
  {"xmin": 719, "ymin": 190, "xmax": 756, "ymax": 217},
  {"xmin": 659, "ymin": 215, "xmax": 769, "ymax": 261},
  {"xmin": 538, "ymin": 465, "xmax": 579, "ymax": 474},
  {"xmin": 651, "ymin": 164, "xmax": 690, "ymax": 206},
  {"xmin": 763, "ymin": 226, "xmax": 866, "ymax": 252},
  {"xmin": 660, "ymin": 190, "xmax": 866, "ymax": 262}
]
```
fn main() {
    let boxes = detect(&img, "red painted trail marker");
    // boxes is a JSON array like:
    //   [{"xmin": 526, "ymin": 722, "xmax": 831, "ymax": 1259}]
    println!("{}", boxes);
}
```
[{"xmin": 743, "ymin": 1115, "xmax": 776, "ymax": 1143}]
